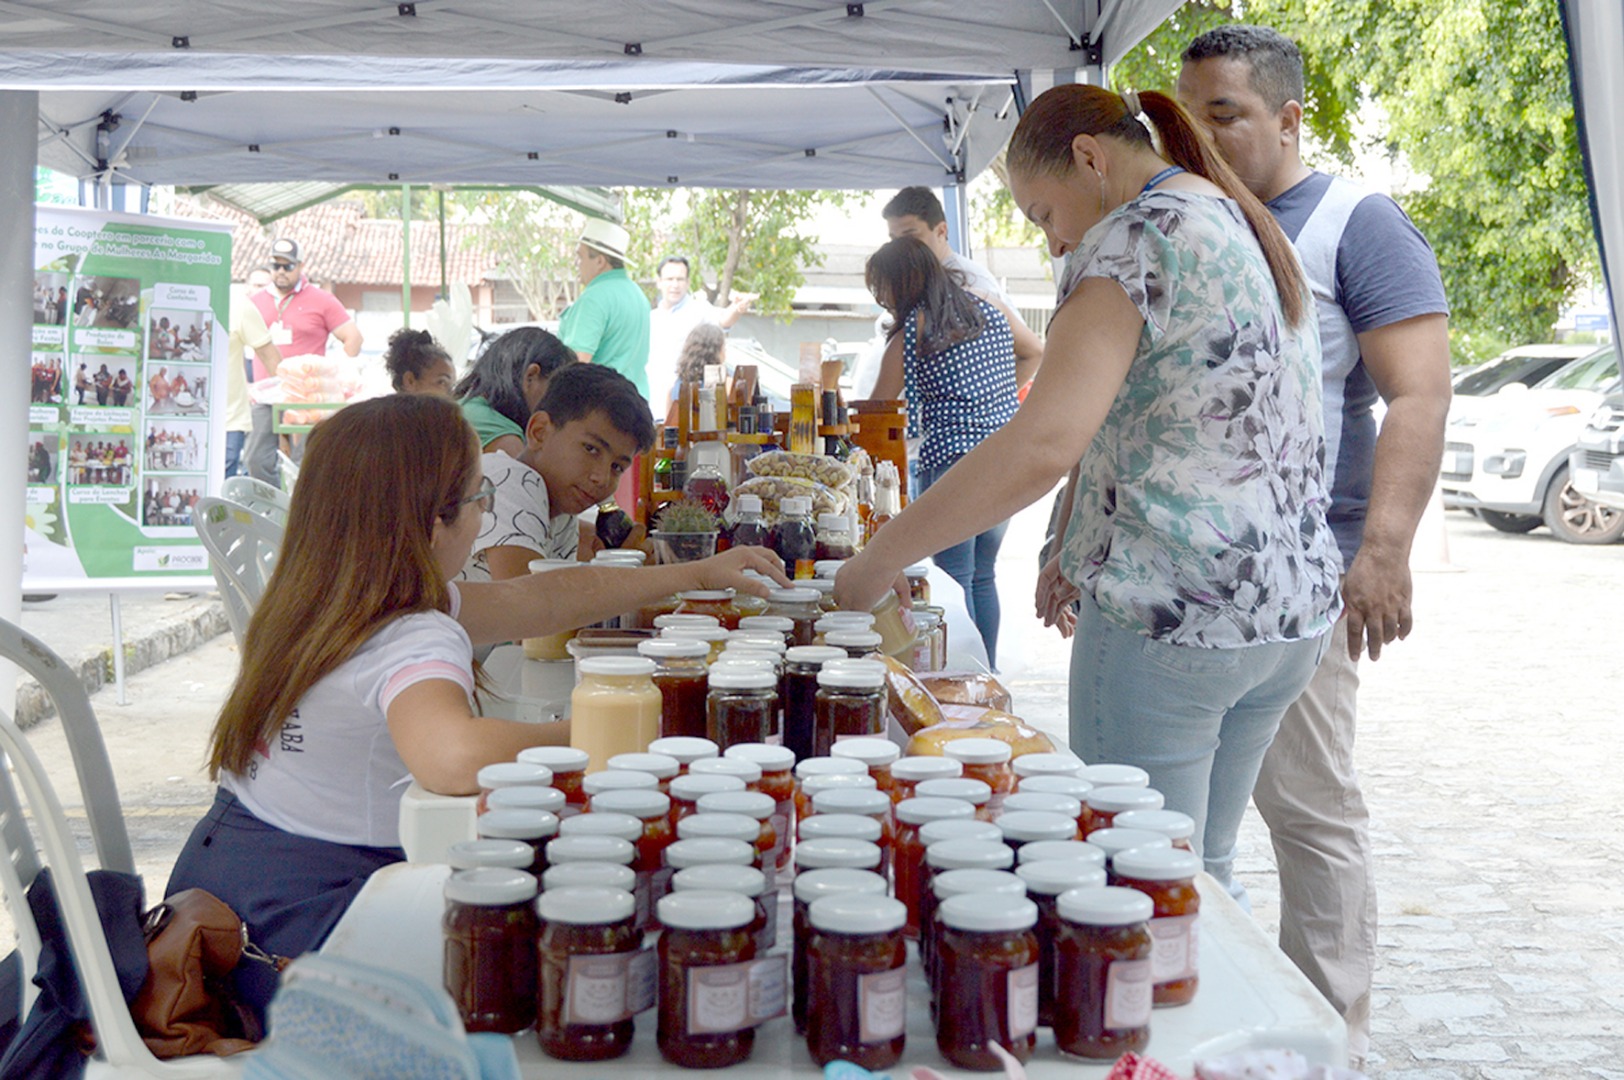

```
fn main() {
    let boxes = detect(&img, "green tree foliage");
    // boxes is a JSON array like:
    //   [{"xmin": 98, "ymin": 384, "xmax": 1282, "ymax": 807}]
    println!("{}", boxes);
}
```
[{"xmin": 448, "ymin": 189, "xmax": 582, "ymax": 320}]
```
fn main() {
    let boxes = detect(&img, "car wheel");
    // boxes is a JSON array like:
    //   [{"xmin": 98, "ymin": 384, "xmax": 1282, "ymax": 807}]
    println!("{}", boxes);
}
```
[
  {"xmin": 1478, "ymin": 509, "xmax": 1542, "ymax": 534},
  {"xmin": 1542, "ymin": 466, "xmax": 1624, "ymax": 544}
]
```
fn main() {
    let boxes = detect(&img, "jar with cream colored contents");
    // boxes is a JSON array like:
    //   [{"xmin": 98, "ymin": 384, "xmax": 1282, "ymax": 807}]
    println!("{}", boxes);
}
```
[
  {"xmin": 830, "ymin": 737, "xmax": 900, "ymax": 796},
  {"xmin": 867, "ymin": 590, "xmax": 917, "ymax": 656},
  {"xmin": 476, "ymin": 808, "xmax": 559, "ymax": 879},
  {"xmin": 798, "ymin": 813, "xmax": 882, "ymax": 846},
  {"xmin": 1017, "ymin": 774, "xmax": 1095, "ymax": 834},
  {"xmin": 892, "ymin": 796, "xmax": 974, "ymax": 938},
  {"xmin": 696, "ymin": 790, "xmax": 778, "ymax": 888},
  {"xmin": 655, "ymin": 891, "xmax": 758, "ymax": 1069},
  {"xmin": 783, "ymin": 647, "xmax": 849, "ymax": 761},
  {"xmin": 1113, "ymin": 809, "xmax": 1197, "ymax": 851},
  {"xmin": 813, "ymin": 662, "xmax": 887, "ymax": 756},
  {"xmin": 918, "ymin": 843, "xmax": 1016, "ymax": 981},
  {"xmin": 706, "ymin": 667, "xmax": 778, "ymax": 750},
  {"xmin": 1086, "ymin": 786, "xmax": 1166, "ymax": 836},
  {"xmin": 915, "ymin": 776, "xmax": 993, "ymax": 821},
  {"xmin": 640, "ymin": 639, "xmax": 712, "ymax": 741},
  {"xmin": 518, "ymin": 746, "xmax": 590, "ymax": 816},
  {"xmin": 1016, "ymin": 859, "xmax": 1109, "ymax": 1028},
  {"xmin": 1091, "ymin": 828, "xmax": 1173, "ymax": 882},
  {"xmin": 443, "ymin": 868, "xmax": 540, "ymax": 1035},
  {"xmin": 606, "ymin": 752, "xmax": 679, "ymax": 794},
  {"xmin": 765, "ymin": 586, "xmax": 824, "ymax": 646},
  {"xmin": 942, "ymin": 738, "xmax": 1015, "ymax": 817},
  {"xmin": 805, "ymin": 894, "xmax": 909, "ymax": 1069},
  {"xmin": 793, "ymin": 755, "xmax": 867, "ymax": 825},
  {"xmin": 590, "ymin": 790, "xmax": 675, "ymax": 927},
  {"xmin": 581, "ymin": 769, "xmax": 658, "ymax": 810},
  {"xmin": 476, "ymin": 762, "xmax": 554, "ymax": 817},
  {"xmin": 724, "ymin": 743, "xmax": 796, "ymax": 872},
  {"xmin": 1054, "ymin": 886, "xmax": 1156, "ymax": 1059},
  {"xmin": 448, "ymin": 839, "xmax": 533, "ymax": 873},
  {"xmin": 890, "ymin": 755, "xmax": 963, "ymax": 805},
  {"xmin": 535, "ymin": 886, "xmax": 643, "ymax": 1062},
  {"xmin": 1112, "ymin": 846, "xmax": 1202, "ymax": 1006},
  {"xmin": 570, "ymin": 657, "xmax": 662, "ymax": 773},
  {"xmin": 996, "ymin": 810, "xmax": 1082, "ymax": 860},
  {"xmin": 792, "ymin": 868, "xmax": 889, "ymax": 1035},
  {"xmin": 485, "ymin": 785, "xmax": 567, "ymax": 819},
  {"xmin": 810, "ymin": 786, "xmax": 894, "ymax": 879},
  {"xmin": 668, "ymin": 772, "xmax": 746, "ymax": 829},
  {"xmin": 671, "ymin": 863, "xmax": 775, "ymax": 955},
  {"xmin": 934, "ymin": 892, "xmax": 1041, "ymax": 1070},
  {"xmin": 544, "ymin": 862, "xmax": 637, "ymax": 893},
  {"xmin": 647, "ymin": 735, "xmax": 719, "ymax": 773}
]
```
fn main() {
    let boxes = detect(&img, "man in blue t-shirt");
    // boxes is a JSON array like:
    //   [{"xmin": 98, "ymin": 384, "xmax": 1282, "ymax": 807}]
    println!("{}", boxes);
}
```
[{"xmin": 1180, "ymin": 26, "xmax": 1452, "ymax": 1068}]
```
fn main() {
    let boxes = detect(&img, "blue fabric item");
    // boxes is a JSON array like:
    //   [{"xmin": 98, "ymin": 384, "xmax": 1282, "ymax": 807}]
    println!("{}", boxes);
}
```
[
  {"xmin": 916, "ymin": 459, "xmax": 1008, "ymax": 669},
  {"xmin": 165, "ymin": 790, "xmax": 405, "ymax": 1028},
  {"xmin": 0, "ymin": 867, "xmax": 149, "ymax": 1080}
]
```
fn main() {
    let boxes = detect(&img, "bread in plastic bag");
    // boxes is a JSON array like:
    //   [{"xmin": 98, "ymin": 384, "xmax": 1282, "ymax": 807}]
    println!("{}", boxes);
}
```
[
  {"xmin": 916, "ymin": 670, "xmax": 1014, "ymax": 713},
  {"xmin": 906, "ymin": 709, "xmax": 1056, "ymax": 759},
  {"xmin": 875, "ymin": 654, "xmax": 945, "ymax": 735}
]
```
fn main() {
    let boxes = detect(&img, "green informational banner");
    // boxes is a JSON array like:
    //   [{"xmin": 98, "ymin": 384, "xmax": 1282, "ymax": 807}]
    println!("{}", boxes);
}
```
[{"xmin": 25, "ymin": 207, "xmax": 232, "ymax": 590}]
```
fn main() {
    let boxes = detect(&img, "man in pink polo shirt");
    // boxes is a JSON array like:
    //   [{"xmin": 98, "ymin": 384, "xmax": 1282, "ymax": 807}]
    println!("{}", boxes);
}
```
[{"xmin": 246, "ymin": 238, "xmax": 363, "ymax": 483}]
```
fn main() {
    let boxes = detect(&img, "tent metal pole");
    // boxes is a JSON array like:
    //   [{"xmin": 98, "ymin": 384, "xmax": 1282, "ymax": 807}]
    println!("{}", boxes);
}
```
[
  {"xmin": 401, "ymin": 183, "xmax": 411, "ymax": 328},
  {"xmin": 943, "ymin": 183, "xmax": 971, "ymax": 258},
  {"xmin": 438, "ymin": 190, "xmax": 448, "ymax": 299},
  {"xmin": 0, "ymin": 91, "xmax": 39, "ymax": 700}
]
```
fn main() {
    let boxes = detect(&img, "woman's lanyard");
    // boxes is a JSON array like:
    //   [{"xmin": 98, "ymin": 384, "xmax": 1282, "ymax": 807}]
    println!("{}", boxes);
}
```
[{"xmin": 1141, "ymin": 165, "xmax": 1185, "ymax": 194}]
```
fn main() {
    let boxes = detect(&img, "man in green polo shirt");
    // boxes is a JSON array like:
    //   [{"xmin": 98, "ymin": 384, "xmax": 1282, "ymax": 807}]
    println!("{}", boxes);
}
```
[{"xmin": 559, "ymin": 219, "xmax": 651, "ymax": 400}]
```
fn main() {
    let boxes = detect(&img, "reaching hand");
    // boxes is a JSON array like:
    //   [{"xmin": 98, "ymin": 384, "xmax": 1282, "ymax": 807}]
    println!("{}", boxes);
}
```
[
  {"xmin": 834, "ymin": 550, "xmax": 908, "ymax": 615},
  {"xmin": 695, "ymin": 546, "xmax": 791, "ymax": 598}
]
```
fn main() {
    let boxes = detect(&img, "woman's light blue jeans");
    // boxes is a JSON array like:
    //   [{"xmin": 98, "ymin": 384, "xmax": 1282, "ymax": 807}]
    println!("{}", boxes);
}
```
[
  {"xmin": 916, "ymin": 460, "xmax": 1009, "ymax": 668},
  {"xmin": 1069, "ymin": 593, "xmax": 1330, "ymax": 894}
]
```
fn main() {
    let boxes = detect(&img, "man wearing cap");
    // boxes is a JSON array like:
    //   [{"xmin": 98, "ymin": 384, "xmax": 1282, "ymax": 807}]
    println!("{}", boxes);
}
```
[
  {"xmin": 559, "ymin": 220, "xmax": 651, "ymax": 401},
  {"xmin": 247, "ymin": 239, "xmax": 363, "ymax": 483}
]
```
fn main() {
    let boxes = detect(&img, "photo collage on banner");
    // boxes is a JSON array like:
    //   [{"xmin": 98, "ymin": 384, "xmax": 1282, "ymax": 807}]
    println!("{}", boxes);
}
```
[{"xmin": 26, "ymin": 208, "xmax": 231, "ymax": 588}]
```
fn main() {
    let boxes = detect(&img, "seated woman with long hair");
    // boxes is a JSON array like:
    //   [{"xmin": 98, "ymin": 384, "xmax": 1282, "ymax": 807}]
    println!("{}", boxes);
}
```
[
  {"xmin": 166, "ymin": 394, "xmax": 785, "ymax": 1018},
  {"xmin": 455, "ymin": 326, "xmax": 577, "ymax": 457}
]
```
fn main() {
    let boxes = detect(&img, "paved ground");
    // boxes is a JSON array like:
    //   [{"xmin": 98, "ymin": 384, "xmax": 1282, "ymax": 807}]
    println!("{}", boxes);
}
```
[{"xmin": 8, "ymin": 501, "xmax": 1622, "ymax": 1077}]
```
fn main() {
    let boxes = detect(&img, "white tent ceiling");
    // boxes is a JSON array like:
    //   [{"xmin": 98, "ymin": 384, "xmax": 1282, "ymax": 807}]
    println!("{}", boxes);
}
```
[{"xmin": 1, "ymin": 1, "xmax": 1184, "ymax": 193}]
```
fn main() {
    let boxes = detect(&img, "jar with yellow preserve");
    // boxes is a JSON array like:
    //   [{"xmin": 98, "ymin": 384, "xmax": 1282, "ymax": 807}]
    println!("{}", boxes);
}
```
[
  {"xmin": 570, "ymin": 657, "xmax": 661, "ymax": 772},
  {"xmin": 867, "ymin": 590, "xmax": 917, "ymax": 656},
  {"xmin": 522, "ymin": 559, "xmax": 581, "ymax": 660}
]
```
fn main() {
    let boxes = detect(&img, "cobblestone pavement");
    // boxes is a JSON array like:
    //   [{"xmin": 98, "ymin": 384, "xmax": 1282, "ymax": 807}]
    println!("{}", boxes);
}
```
[{"xmin": 10, "ymin": 500, "xmax": 1622, "ymax": 1078}]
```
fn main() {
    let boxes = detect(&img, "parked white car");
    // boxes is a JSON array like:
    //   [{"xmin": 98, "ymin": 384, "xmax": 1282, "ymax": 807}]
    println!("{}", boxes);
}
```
[
  {"xmin": 1571, "ymin": 388, "xmax": 1624, "ymax": 511},
  {"xmin": 1440, "ymin": 346, "xmax": 1624, "ymax": 544}
]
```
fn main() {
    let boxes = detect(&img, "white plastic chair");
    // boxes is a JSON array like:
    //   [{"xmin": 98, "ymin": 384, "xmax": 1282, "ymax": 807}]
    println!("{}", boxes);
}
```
[
  {"xmin": 192, "ymin": 498, "xmax": 284, "ymax": 647},
  {"xmin": 219, "ymin": 476, "xmax": 291, "ymax": 528},
  {"xmin": 0, "ymin": 619, "xmax": 245, "ymax": 1077},
  {"xmin": 274, "ymin": 450, "xmax": 299, "ymax": 495}
]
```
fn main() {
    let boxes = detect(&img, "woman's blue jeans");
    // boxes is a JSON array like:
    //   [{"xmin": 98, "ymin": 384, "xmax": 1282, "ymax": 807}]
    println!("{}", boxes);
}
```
[
  {"xmin": 1069, "ymin": 593, "xmax": 1330, "ymax": 893},
  {"xmin": 915, "ymin": 459, "xmax": 1009, "ymax": 669}
]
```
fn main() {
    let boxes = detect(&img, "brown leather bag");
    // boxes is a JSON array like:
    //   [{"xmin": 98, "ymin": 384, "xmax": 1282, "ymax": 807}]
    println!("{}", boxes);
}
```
[{"xmin": 130, "ymin": 889, "xmax": 281, "ymax": 1058}]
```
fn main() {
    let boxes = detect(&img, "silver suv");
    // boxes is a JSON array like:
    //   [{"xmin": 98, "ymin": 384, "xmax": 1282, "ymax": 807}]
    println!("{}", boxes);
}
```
[{"xmin": 1570, "ymin": 390, "xmax": 1624, "ymax": 511}]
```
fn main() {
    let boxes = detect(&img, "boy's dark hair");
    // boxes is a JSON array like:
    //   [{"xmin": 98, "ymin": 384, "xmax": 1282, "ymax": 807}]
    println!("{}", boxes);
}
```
[
  {"xmin": 1182, "ymin": 25, "xmax": 1305, "ymax": 112},
  {"xmin": 454, "ymin": 325, "xmax": 575, "ymax": 429},
  {"xmin": 881, "ymin": 186, "xmax": 946, "ymax": 227},
  {"xmin": 536, "ymin": 363, "xmax": 656, "ymax": 453},
  {"xmin": 383, "ymin": 327, "xmax": 451, "ymax": 391}
]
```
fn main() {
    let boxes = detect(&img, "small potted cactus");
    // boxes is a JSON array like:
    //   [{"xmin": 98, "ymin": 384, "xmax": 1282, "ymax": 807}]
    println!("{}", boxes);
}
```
[{"xmin": 650, "ymin": 498, "xmax": 720, "ymax": 564}]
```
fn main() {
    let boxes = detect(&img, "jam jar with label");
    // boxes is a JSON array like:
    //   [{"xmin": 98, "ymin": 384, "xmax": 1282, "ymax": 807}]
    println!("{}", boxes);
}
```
[
  {"xmin": 1112, "ymin": 809, "xmax": 1197, "ymax": 851},
  {"xmin": 782, "ymin": 648, "xmax": 848, "ymax": 762},
  {"xmin": 476, "ymin": 808, "xmax": 559, "ymax": 879},
  {"xmin": 640, "ymin": 639, "xmax": 713, "ymax": 741},
  {"xmin": 695, "ymin": 790, "xmax": 778, "ymax": 887},
  {"xmin": 813, "ymin": 662, "xmax": 887, "ymax": 756},
  {"xmin": 671, "ymin": 863, "xmax": 775, "ymax": 954},
  {"xmin": 590, "ymin": 789, "xmax": 675, "ymax": 927},
  {"xmin": 443, "ymin": 868, "xmax": 540, "ymax": 1034},
  {"xmin": 535, "ymin": 886, "xmax": 644, "ymax": 1061},
  {"xmin": 791, "ymin": 868, "xmax": 889, "ymax": 1035},
  {"xmin": 706, "ymin": 667, "xmax": 778, "ymax": 750},
  {"xmin": 892, "ymin": 796, "xmax": 975, "ymax": 938},
  {"xmin": 647, "ymin": 735, "xmax": 720, "ymax": 773},
  {"xmin": 935, "ymin": 892, "xmax": 1041, "ymax": 1070},
  {"xmin": 723, "ymin": 743, "xmax": 796, "ymax": 872},
  {"xmin": 891, "ymin": 755, "xmax": 963, "ymax": 804},
  {"xmin": 809, "ymin": 786, "xmax": 894, "ymax": 879},
  {"xmin": 919, "ymin": 841, "xmax": 1015, "ymax": 980},
  {"xmin": 1055, "ymin": 886, "xmax": 1155, "ymax": 1058},
  {"xmin": 1016, "ymin": 859, "xmax": 1109, "ymax": 1028},
  {"xmin": 606, "ymin": 752, "xmax": 680, "ymax": 793},
  {"xmin": 476, "ymin": 762, "xmax": 554, "ymax": 817},
  {"xmin": 1085, "ymin": 786, "xmax": 1166, "ymax": 835},
  {"xmin": 543, "ymin": 862, "xmax": 637, "ymax": 893},
  {"xmin": 668, "ymin": 772, "xmax": 747, "ymax": 828},
  {"xmin": 805, "ymin": 894, "xmax": 908, "ymax": 1069},
  {"xmin": 942, "ymin": 738, "xmax": 1015, "ymax": 817},
  {"xmin": 1111, "ymin": 846, "xmax": 1202, "ymax": 1005},
  {"xmin": 655, "ymin": 890, "xmax": 759, "ymax": 1068},
  {"xmin": 517, "ymin": 746, "xmax": 590, "ymax": 816},
  {"xmin": 830, "ymin": 737, "xmax": 900, "ymax": 796}
]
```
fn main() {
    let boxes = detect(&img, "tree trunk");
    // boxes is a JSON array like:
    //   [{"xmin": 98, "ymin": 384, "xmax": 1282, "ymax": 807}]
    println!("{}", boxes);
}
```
[{"xmin": 716, "ymin": 190, "xmax": 751, "ymax": 301}]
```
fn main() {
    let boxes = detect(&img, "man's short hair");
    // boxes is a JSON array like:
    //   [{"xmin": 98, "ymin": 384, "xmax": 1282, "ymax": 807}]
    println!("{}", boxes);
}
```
[
  {"xmin": 657, "ymin": 256, "xmax": 691, "ymax": 276},
  {"xmin": 1182, "ymin": 25, "xmax": 1305, "ymax": 112},
  {"xmin": 536, "ymin": 363, "xmax": 655, "ymax": 453},
  {"xmin": 882, "ymin": 186, "xmax": 946, "ymax": 227}
]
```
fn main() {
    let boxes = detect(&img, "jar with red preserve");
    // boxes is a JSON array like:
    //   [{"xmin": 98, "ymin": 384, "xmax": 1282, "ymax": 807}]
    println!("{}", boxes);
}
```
[
  {"xmin": 655, "ymin": 890, "xmax": 758, "ymax": 1069},
  {"xmin": 1015, "ymin": 859, "xmax": 1109, "ymax": 1028},
  {"xmin": 544, "ymin": 862, "xmax": 636, "ymax": 893},
  {"xmin": 687, "ymin": 754, "xmax": 761, "ymax": 790},
  {"xmin": 668, "ymin": 772, "xmax": 746, "ymax": 829},
  {"xmin": 934, "ymin": 892, "xmax": 1041, "ymax": 1070},
  {"xmin": 1078, "ymin": 762, "xmax": 1150, "ymax": 788},
  {"xmin": 671, "ymin": 864, "xmax": 775, "ymax": 954},
  {"xmin": 793, "ymin": 755, "xmax": 867, "ymax": 823},
  {"xmin": 1091, "ymin": 828, "xmax": 1173, "ymax": 882},
  {"xmin": 919, "ymin": 844, "xmax": 1016, "ymax": 981},
  {"xmin": 792, "ymin": 868, "xmax": 888, "ymax": 1035},
  {"xmin": 810, "ymin": 787, "xmax": 894, "ymax": 878},
  {"xmin": 517, "ymin": 746, "xmax": 590, "ymax": 816},
  {"xmin": 794, "ymin": 837, "xmax": 882, "ymax": 875},
  {"xmin": 1017, "ymin": 839, "xmax": 1108, "ymax": 871},
  {"xmin": 915, "ymin": 776, "xmax": 993, "ymax": 821},
  {"xmin": 659, "ymin": 625, "xmax": 730, "ymax": 664},
  {"xmin": 485, "ymin": 785, "xmax": 567, "ymax": 819},
  {"xmin": 476, "ymin": 808, "xmax": 559, "ymax": 879},
  {"xmin": 892, "ymin": 796, "xmax": 974, "ymax": 938},
  {"xmin": 665, "ymin": 836, "xmax": 755, "ymax": 873},
  {"xmin": 581, "ymin": 769, "xmax": 659, "ymax": 810},
  {"xmin": 805, "ymin": 894, "xmax": 908, "ymax": 1069},
  {"xmin": 606, "ymin": 752, "xmax": 680, "ymax": 793},
  {"xmin": 476, "ymin": 762, "xmax": 554, "ymax": 816},
  {"xmin": 996, "ymin": 810, "xmax": 1081, "ymax": 860},
  {"xmin": 1111, "ymin": 846, "xmax": 1201, "ymax": 1006},
  {"xmin": 535, "ymin": 886, "xmax": 643, "ymax": 1061},
  {"xmin": 544, "ymin": 834, "xmax": 635, "ymax": 869},
  {"xmin": 639, "ymin": 639, "xmax": 712, "ymax": 741},
  {"xmin": 724, "ymin": 743, "xmax": 796, "ymax": 871},
  {"xmin": 696, "ymin": 790, "xmax": 778, "ymax": 888},
  {"xmin": 1002, "ymin": 790, "xmax": 1084, "ymax": 824},
  {"xmin": 1016, "ymin": 774, "xmax": 1095, "ymax": 833},
  {"xmin": 1113, "ymin": 809, "xmax": 1197, "ymax": 851},
  {"xmin": 799, "ymin": 813, "xmax": 881, "ymax": 845},
  {"xmin": 590, "ymin": 790, "xmax": 675, "ymax": 928},
  {"xmin": 674, "ymin": 589, "xmax": 745, "ymax": 629},
  {"xmin": 890, "ymin": 755, "xmax": 963, "ymax": 805},
  {"xmin": 814, "ymin": 662, "xmax": 887, "ymax": 757},
  {"xmin": 830, "ymin": 737, "xmax": 901, "ymax": 796},
  {"xmin": 443, "ymin": 868, "xmax": 540, "ymax": 1035},
  {"xmin": 942, "ymin": 738, "xmax": 1015, "ymax": 817},
  {"xmin": 797, "ymin": 770, "xmax": 877, "ymax": 831},
  {"xmin": 647, "ymin": 735, "xmax": 719, "ymax": 772},
  {"xmin": 1055, "ymin": 886, "xmax": 1155, "ymax": 1058},
  {"xmin": 706, "ymin": 668, "xmax": 778, "ymax": 750},
  {"xmin": 1010, "ymin": 751, "xmax": 1084, "ymax": 781},
  {"xmin": 448, "ymin": 839, "xmax": 532, "ymax": 873},
  {"xmin": 1085, "ymin": 786, "xmax": 1166, "ymax": 836}
]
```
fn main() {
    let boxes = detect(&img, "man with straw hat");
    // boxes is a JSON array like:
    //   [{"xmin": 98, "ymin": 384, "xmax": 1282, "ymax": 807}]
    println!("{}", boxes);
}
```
[{"xmin": 560, "ymin": 218, "xmax": 651, "ymax": 401}]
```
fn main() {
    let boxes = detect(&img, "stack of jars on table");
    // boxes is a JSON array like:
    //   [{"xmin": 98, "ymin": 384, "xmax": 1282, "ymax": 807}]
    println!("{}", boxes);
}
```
[{"xmin": 443, "ymin": 728, "xmax": 1206, "ymax": 1070}]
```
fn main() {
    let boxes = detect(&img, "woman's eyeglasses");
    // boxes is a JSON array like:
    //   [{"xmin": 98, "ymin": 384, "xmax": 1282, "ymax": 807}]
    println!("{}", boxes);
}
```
[{"xmin": 457, "ymin": 477, "xmax": 495, "ymax": 515}]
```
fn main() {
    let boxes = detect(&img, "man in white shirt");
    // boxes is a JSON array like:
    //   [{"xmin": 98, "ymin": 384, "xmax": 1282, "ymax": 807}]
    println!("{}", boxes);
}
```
[
  {"xmin": 882, "ymin": 186, "xmax": 1044, "ymax": 386},
  {"xmin": 646, "ymin": 255, "xmax": 756, "ymax": 412}
]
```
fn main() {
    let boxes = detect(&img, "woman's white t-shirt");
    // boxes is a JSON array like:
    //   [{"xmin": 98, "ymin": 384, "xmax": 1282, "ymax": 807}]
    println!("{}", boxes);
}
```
[{"xmin": 223, "ymin": 589, "xmax": 473, "ymax": 848}]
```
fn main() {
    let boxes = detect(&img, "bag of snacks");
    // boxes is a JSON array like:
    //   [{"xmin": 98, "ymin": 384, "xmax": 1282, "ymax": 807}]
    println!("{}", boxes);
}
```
[
  {"xmin": 746, "ymin": 450, "xmax": 855, "ymax": 489},
  {"xmin": 875, "ymin": 654, "xmax": 945, "ymax": 735},
  {"xmin": 733, "ymin": 475, "xmax": 844, "ymax": 519}
]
